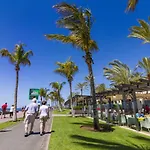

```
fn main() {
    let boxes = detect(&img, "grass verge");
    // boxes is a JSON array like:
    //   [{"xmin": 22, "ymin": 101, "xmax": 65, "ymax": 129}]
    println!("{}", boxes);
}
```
[
  {"xmin": 53, "ymin": 109, "xmax": 71, "ymax": 115},
  {"xmin": 0, "ymin": 118, "xmax": 23, "ymax": 130},
  {"xmin": 49, "ymin": 117, "xmax": 150, "ymax": 150}
]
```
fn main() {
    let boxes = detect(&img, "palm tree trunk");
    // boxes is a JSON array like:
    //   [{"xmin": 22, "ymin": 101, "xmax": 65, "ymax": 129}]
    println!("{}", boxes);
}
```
[
  {"xmin": 69, "ymin": 81, "xmax": 74, "ymax": 116},
  {"xmin": 41, "ymin": 96, "xmax": 42, "ymax": 102},
  {"xmin": 13, "ymin": 69, "xmax": 19, "ymax": 122},
  {"xmin": 81, "ymin": 89, "xmax": 83, "ymax": 96},
  {"xmin": 86, "ymin": 62, "xmax": 99, "ymax": 130},
  {"xmin": 131, "ymin": 90, "xmax": 140, "ymax": 131},
  {"xmin": 58, "ymin": 100, "xmax": 62, "ymax": 112}
]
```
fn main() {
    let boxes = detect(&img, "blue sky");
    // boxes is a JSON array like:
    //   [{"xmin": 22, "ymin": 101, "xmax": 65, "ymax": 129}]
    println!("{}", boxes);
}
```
[{"xmin": 0, "ymin": 0, "xmax": 149, "ymax": 107}]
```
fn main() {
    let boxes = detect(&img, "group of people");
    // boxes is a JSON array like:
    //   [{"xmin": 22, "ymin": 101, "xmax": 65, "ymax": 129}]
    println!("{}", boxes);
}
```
[
  {"xmin": 0, "ymin": 103, "xmax": 14, "ymax": 119},
  {"xmin": 24, "ymin": 98, "xmax": 49, "ymax": 137}
]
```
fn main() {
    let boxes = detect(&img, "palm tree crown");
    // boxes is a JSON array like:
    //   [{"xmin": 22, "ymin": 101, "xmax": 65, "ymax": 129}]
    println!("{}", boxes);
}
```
[
  {"xmin": 95, "ymin": 84, "xmax": 106, "ymax": 93},
  {"xmin": 128, "ymin": 17, "xmax": 150, "ymax": 44},
  {"xmin": 50, "ymin": 82, "xmax": 66, "ymax": 92},
  {"xmin": 138, "ymin": 57, "xmax": 150, "ymax": 79},
  {"xmin": 75, "ymin": 82, "xmax": 88, "ymax": 95},
  {"xmin": 0, "ymin": 43, "xmax": 33, "ymax": 70},
  {"xmin": 45, "ymin": 2, "xmax": 98, "ymax": 53},
  {"xmin": 55, "ymin": 58, "xmax": 78, "ymax": 83},
  {"xmin": 103, "ymin": 60, "xmax": 142, "ymax": 86}
]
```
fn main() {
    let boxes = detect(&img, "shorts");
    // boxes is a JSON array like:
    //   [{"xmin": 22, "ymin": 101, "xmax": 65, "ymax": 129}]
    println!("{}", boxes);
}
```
[{"xmin": 40, "ymin": 116, "xmax": 48, "ymax": 123}]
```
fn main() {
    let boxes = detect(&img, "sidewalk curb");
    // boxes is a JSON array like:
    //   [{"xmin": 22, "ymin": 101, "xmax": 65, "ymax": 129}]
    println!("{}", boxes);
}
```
[{"xmin": 45, "ymin": 116, "xmax": 54, "ymax": 150}]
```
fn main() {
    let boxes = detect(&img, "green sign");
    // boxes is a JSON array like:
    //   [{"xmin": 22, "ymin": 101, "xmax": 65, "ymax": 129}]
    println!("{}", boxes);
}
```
[{"xmin": 29, "ymin": 89, "xmax": 39, "ymax": 100}]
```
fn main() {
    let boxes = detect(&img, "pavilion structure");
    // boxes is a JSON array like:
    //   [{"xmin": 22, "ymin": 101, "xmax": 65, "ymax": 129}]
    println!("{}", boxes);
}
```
[{"xmin": 64, "ymin": 79, "xmax": 150, "ymax": 130}]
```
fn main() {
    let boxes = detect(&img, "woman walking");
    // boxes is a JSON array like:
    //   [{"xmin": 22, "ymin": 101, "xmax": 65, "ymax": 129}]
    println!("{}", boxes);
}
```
[
  {"xmin": 39, "ymin": 101, "xmax": 49, "ymax": 136},
  {"xmin": 10, "ymin": 105, "xmax": 14, "ymax": 118}
]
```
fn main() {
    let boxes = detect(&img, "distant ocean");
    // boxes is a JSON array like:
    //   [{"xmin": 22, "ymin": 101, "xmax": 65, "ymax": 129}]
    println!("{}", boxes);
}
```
[{"xmin": 0, "ymin": 108, "xmax": 22, "ymax": 111}]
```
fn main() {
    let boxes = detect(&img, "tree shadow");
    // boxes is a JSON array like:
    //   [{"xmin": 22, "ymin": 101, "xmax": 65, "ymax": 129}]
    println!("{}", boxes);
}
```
[
  {"xmin": 71, "ymin": 121, "xmax": 115, "ymax": 132},
  {"xmin": 129, "ymin": 135, "xmax": 150, "ymax": 142},
  {"xmin": 70, "ymin": 135, "xmax": 150, "ymax": 150}
]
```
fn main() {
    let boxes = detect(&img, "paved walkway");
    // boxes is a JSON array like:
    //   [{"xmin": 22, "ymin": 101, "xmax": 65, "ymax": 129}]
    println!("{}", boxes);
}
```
[
  {"xmin": 0, "ymin": 112, "xmax": 23, "ymax": 123},
  {"xmin": 0, "ymin": 116, "xmax": 53, "ymax": 150}
]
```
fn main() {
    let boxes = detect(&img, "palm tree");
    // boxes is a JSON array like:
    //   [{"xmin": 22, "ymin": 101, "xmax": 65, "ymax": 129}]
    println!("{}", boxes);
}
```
[
  {"xmin": 75, "ymin": 82, "xmax": 88, "ymax": 95},
  {"xmin": 128, "ymin": 17, "xmax": 150, "ymax": 44},
  {"xmin": 126, "ymin": 0, "xmax": 138, "ymax": 12},
  {"xmin": 45, "ymin": 3, "xmax": 100, "ymax": 129},
  {"xmin": 103, "ymin": 60, "xmax": 141, "ymax": 86},
  {"xmin": 50, "ymin": 82, "xmax": 66, "ymax": 111},
  {"xmin": 39, "ymin": 88, "xmax": 46, "ymax": 101},
  {"xmin": 95, "ymin": 83, "xmax": 106, "ymax": 93},
  {"xmin": 138, "ymin": 57, "xmax": 150, "ymax": 80},
  {"xmin": 49, "ymin": 91, "xmax": 59, "ymax": 108},
  {"xmin": 55, "ymin": 58, "xmax": 78, "ymax": 113},
  {"xmin": 0, "ymin": 43, "xmax": 33, "ymax": 121}
]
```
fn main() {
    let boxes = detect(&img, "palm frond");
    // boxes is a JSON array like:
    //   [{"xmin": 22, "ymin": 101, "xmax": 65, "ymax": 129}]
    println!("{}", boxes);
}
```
[
  {"xmin": 128, "ymin": 18, "xmax": 150, "ymax": 43},
  {"xmin": 45, "ymin": 2, "xmax": 98, "ymax": 53},
  {"xmin": 55, "ymin": 58, "xmax": 78, "ymax": 82},
  {"xmin": 126, "ymin": 0, "xmax": 138, "ymax": 12}
]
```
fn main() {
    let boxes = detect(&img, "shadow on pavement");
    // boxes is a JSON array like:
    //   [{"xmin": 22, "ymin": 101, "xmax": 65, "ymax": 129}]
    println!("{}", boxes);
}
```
[
  {"xmin": 31, "ymin": 130, "xmax": 55, "ymax": 135},
  {"xmin": 0, "ymin": 130, "xmax": 12, "ymax": 132}
]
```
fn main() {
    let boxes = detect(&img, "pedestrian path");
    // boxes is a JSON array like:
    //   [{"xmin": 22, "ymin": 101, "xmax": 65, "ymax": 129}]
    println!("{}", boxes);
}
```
[
  {"xmin": 0, "ymin": 117, "xmax": 53, "ymax": 150},
  {"xmin": 0, "ymin": 112, "xmax": 23, "ymax": 124}
]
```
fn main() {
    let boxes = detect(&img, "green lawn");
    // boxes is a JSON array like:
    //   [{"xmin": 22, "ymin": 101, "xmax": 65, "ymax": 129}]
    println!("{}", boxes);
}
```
[
  {"xmin": 0, "ymin": 118, "xmax": 23, "ymax": 130},
  {"xmin": 49, "ymin": 117, "xmax": 150, "ymax": 150},
  {"xmin": 53, "ymin": 109, "xmax": 71, "ymax": 114}
]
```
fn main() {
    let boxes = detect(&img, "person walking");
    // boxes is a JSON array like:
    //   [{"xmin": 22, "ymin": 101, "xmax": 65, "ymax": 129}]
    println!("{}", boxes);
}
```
[
  {"xmin": 1, "ymin": 103, "xmax": 8, "ymax": 118},
  {"xmin": 24, "ymin": 98, "xmax": 38, "ymax": 137},
  {"xmin": 39, "ymin": 100, "xmax": 49, "ymax": 136},
  {"xmin": 10, "ymin": 105, "xmax": 14, "ymax": 118}
]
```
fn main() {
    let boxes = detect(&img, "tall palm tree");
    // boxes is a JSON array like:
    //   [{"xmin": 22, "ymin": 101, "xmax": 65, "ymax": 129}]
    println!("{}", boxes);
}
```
[
  {"xmin": 75, "ymin": 82, "xmax": 88, "ymax": 95},
  {"xmin": 126, "ymin": 0, "xmax": 138, "ymax": 12},
  {"xmin": 50, "ymin": 82, "xmax": 66, "ymax": 111},
  {"xmin": 95, "ymin": 83, "xmax": 106, "ymax": 93},
  {"xmin": 45, "ymin": 3, "xmax": 100, "ymax": 129},
  {"xmin": 54, "ymin": 58, "xmax": 78, "ymax": 113},
  {"xmin": 128, "ymin": 17, "xmax": 150, "ymax": 44},
  {"xmin": 138, "ymin": 57, "xmax": 150, "ymax": 80},
  {"xmin": 103, "ymin": 60, "xmax": 141, "ymax": 86},
  {"xmin": 0, "ymin": 43, "xmax": 33, "ymax": 121}
]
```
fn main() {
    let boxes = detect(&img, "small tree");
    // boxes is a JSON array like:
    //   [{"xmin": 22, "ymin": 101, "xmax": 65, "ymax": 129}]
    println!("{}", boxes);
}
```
[
  {"xmin": 50, "ymin": 82, "xmax": 66, "ymax": 111},
  {"xmin": 0, "ymin": 43, "xmax": 33, "ymax": 121},
  {"xmin": 75, "ymin": 82, "xmax": 88, "ymax": 95},
  {"xmin": 55, "ymin": 58, "xmax": 78, "ymax": 113}
]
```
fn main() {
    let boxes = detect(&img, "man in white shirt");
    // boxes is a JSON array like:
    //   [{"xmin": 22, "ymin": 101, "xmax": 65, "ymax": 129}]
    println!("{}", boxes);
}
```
[
  {"xmin": 39, "ymin": 100, "xmax": 49, "ymax": 136},
  {"xmin": 24, "ymin": 98, "xmax": 38, "ymax": 137},
  {"xmin": 10, "ymin": 105, "xmax": 14, "ymax": 118}
]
